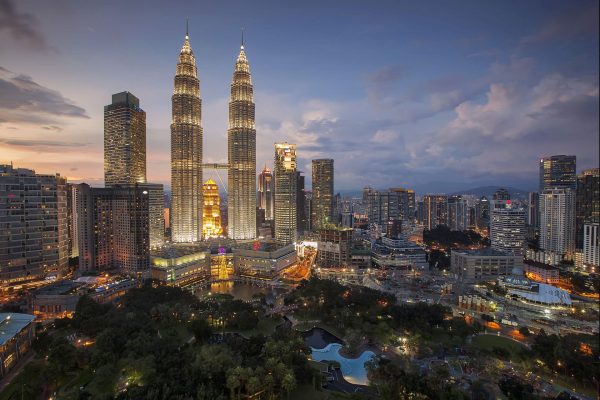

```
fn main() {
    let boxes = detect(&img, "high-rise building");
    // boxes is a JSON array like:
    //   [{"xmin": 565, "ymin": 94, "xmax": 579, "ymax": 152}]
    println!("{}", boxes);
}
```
[
  {"xmin": 527, "ymin": 192, "xmax": 539, "ymax": 228},
  {"xmin": 146, "ymin": 184, "xmax": 165, "ymax": 249},
  {"xmin": 296, "ymin": 172, "xmax": 308, "ymax": 233},
  {"xmin": 447, "ymin": 195, "xmax": 468, "ymax": 231},
  {"xmin": 576, "ymin": 168, "xmax": 599, "ymax": 249},
  {"xmin": 422, "ymin": 194, "xmax": 448, "ymax": 230},
  {"xmin": 258, "ymin": 167, "xmax": 274, "ymax": 220},
  {"xmin": 539, "ymin": 188, "xmax": 576, "ymax": 258},
  {"xmin": 202, "ymin": 179, "xmax": 223, "ymax": 239},
  {"xmin": 67, "ymin": 183, "xmax": 79, "ymax": 258},
  {"xmin": 476, "ymin": 196, "xmax": 490, "ymax": 229},
  {"xmin": 317, "ymin": 226, "xmax": 353, "ymax": 267},
  {"xmin": 312, "ymin": 159, "xmax": 334, "ymax": 229},
  {"xmin": 583, "ymin": 223, "xmax": 599, "ymax": 268},
  {"xmin": 76, "ymin": 183, "xmax": 154, "ymax": 275},
  {"xmin": 493, "ymin": 188, "xmax": 510, "ymax": 201},
  {"xmin": 104, "ymin": 91, "xmax": 146, "ymax": 186},
  {"xmin": 0, "ymin": 165, "xmax": 69, "ymax": 286},
  {"xmin": 274, "ymin": 143, "xmax": 297, "ymax": 245},
  {"xmin": 539, "ymin": 155, "xmax": 576, "ymax": 193},
  {"xmin": 227, "ymin": 40, "xmax": 257, "ymax": 240},
  {"xmin": 171, "ymin": 26, "xmax": 202, "ymax": 243},
  {"xmin": 390, "ymin": 188, "xmax": 415, "ymax": 221},
  {"xmin": 490, "ymin": 204, "xmax": 527, "ymax": 255}
]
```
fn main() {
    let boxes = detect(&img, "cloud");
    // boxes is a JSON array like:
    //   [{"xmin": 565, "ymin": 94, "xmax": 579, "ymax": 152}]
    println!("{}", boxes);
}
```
[
  {"xmin": 412, "ymin": 73, "xmax": 600, "ymax": 180},
  {"xmin": 0, "ymin": 0, "xmax": 50, "ymax": 50},
  {"xmin": 365, "ymin": 64, "xmax": 409, "ymax": 105},
  {"xmin": 521, "ymin": 1, "xmax": 599, "ymax": 45},
  {"xmin": 0, "ymin": 67, "xmax": 88, "ymax": 124},
  {"xmin": 0, "ymin": 137, "xmax": 87, "ymax": 152}
]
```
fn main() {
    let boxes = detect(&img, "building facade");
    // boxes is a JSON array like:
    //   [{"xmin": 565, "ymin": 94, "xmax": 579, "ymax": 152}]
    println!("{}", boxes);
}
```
[
  {"xmin": 171, "ymin": 28, "xmax": 203, "ymax": 243},
  {"xmin": 539, "ymin": 188, "xmax": 576, "ymax": 258},
  {"xmin": 317, "ymin": 226, "xmax": 353, "ymax": 267},
  {"xmin": 228, "ymin": 42, "xmax": 256, "ymax": 240},
  {"xmin": 576, "ymin": 168, "xmax": 599, "ymax": 249},
  {"xmin": 76, "ymin": 183, "xmax": 155, "ymax": 276},
  {"xmin": 0, "ymin": 165, "xmax": 68, "ymax": 287},
  {"xmin": 447, "ymin": 195, "xmax": 468, "ymax": 231},
  {"xmin": 490, "ymin": 203, "xmax": 527, "ymax": 255},
  {"xmin": 258, "ymin": 166, "xmax": 274, "ymax": 221},
  {"xmin": 539, "ymin": 155, "xmax": 576, "ymax": 193},
  {"xmin": 422, "ymin": 194, "xmax": 448, "ymax": 230},
  {"xmin": 583, "ymin": 223, "xmax": 599, "ymax": 268},
  {"xmin": 312, "ymin": 159, "xmax": 334, "ymax": 229},
  {"xmin": 104, "ymin": 91, "xmax": 146, "ymax": 186},
  {"xmin": 451, "ymin": 248, "xmax": 522, "ymax": 282},
  {"xmin": 202, "ymin": 179, "xmax": 222, "ymax": 239},
  {"xmin": 274, "ymin": 143, "xmax": 297, "ymax": 245}
]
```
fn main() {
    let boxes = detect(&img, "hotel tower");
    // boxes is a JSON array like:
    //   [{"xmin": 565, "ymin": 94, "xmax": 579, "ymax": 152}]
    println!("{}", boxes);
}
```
[
  {"xmin": 227, "ymin": 37, "xmax": 257, "ymax": 239},
  {"xmin": 171, "ymin": 25, "xmax": 203, "ymax": 242}
]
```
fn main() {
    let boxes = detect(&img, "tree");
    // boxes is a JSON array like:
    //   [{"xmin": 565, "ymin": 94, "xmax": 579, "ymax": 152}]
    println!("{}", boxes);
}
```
[
  {"xmin": 281, "ymin": 372, "xmax": 296, "ymax": 400},
  {"xmin": 226, "ymin": 372, "xmax": 240, "ymax": 400}
]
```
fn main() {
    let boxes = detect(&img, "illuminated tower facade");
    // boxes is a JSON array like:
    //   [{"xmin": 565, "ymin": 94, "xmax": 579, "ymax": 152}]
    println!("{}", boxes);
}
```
[
  {"xmin": 274, "ymin": 143, "xmax": 297, "ymax": 245},
  {"xmin": 104, "ymin": 91, "xmax": 146, "ymax": 186},
  {"xmin": 312, "ymin": 159, "xmax": 334, "ymax": 229},
  {"xmin": 202, "ymin": 179, "xmax": 223, "ymax": 239},
  {"xmin": 228, "ymin": 39, "xmax": 257, "ymax": 239},
  {"xmin": 171, "ymin": 26, "xmax": 202, "ymax": 242},
  {"xmin": 258, "ymin": 166, "xmax": 274, "ymax": 220}
]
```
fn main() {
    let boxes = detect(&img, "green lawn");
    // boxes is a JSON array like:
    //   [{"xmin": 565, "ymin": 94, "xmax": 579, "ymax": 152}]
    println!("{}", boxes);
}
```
[{"xmin": 471, "ymin": 334, "xmax": 526, "ymax": 357}]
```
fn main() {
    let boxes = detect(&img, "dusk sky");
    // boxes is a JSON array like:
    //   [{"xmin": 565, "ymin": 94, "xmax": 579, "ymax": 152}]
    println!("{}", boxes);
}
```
[{"xmin": 0, "ymin": 0, "xmax": 598, "ymax": 193}]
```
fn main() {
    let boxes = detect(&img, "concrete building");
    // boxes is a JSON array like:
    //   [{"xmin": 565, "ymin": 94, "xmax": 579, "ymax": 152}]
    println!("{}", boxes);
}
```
[
  {"xmin": 234, "ymin": 242, "xmax": 297, "ymax": 278},
  {"xmin": 0, "ymin": 165, "xmax": 69, "ymax": 287},
  {"xmin": 527, "ymin": 191, "xmax": 539, "ymax": 229},
  {"xmin": 422, "ymin": 194, "xmax": 448, "ymax": 230},
  {"xmin": 151, "ymin": 247, "xmax": 210, "ymax": 287},
  {"xmin": 317, "ymin": 226, "xmax": 353, "ymax": 267},
  {"xmin": 312, "ymin": 159, "xmax": 334, "ymax": 229},
  {"xmin": 539, "ymin": 155, "xmax": 577, "ymax": 193},
  {"xmin": 447, "ymin": 195, "xmax": 468, "ymax": 231},
  {"xmin": 451, "ymin": 248, "xmax": 522, "ymax": 282},
  {"xmin": 258, "ymin": 167, "xmax": 274, "ymax": 221},
  {"xmin": 539, "ymin": 188, "xmax": 576, "ymax": 258},
  {"xmin": 0, "ymin": 313, "xmax": 36, "ymax": 378},
  {"xmin": 523, "ymin": 260, "xmax": 559, "ymax": 285},
  {"xmin": 583, "ymin": 223, "xmax": 599, "ymax": 268},
  {"xmin": 576, "ymin": 168, "xmax": 599, "ymax": 248},
  {"xmin": 104, "ymin": 91, "xmax": 146, "ymax": 186},
  {"xmin": 490, "ymin": 203, "xmax": 527, "ymax": 255},
  {"xmin": 274, "ymin": 143, "xmax": 297, "ymax": 245},
  {"xmin": 76, "ymin": 183, "xmax": 161, "ymax": 276},
  {"xmin": 372, "ymin": 236, "xmax": 427, "ymax": 271}
]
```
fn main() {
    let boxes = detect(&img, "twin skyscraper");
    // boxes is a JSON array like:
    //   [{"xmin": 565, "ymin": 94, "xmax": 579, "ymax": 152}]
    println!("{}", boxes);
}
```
[{"xmin": 171, "ymin": 26, "xmax": 256, "ymax": 242}]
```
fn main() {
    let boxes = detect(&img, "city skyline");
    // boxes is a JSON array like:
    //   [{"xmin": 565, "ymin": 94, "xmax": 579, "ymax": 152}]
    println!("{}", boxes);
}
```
[{"xmin": 1, "ymin": 0, "xmax": 598, "ymax": 192}]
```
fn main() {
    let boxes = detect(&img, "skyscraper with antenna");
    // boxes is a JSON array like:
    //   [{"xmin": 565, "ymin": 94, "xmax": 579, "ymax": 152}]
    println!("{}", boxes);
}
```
[
  {"xmin": 171, "ymin": 21, "xmax": 203, "ymax": 242},
  {"xmin": 227, "ymin": 30, "xmax": 257, "ymax": 239}
]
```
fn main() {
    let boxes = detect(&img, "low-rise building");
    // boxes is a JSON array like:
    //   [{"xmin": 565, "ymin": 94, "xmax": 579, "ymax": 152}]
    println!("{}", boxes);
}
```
[
  {"xmin": 234, "ymin": 242, "xmax": 297, "ymax": 279},
  {"xmin": 501, "ymin": 276, "xmax": 571, "ymax": 305},
  {"xmin": 523, "ymin": 260, "xmax": 559, "ymax": 285},
  {"xmin": 29, "ymin": 281, "xmax": 83, "ymax": 319},
  {"xmin": 451, "ymin": 248, "xmax": 522, "ymax": 282},
  {"xmin": 371, "ymin": 236, "xmax": 427, "ymax": 271},
  {"xmin": 151, "ymin": 246, "xmax": 211, "ymax": 286},
  {"xmin": 317, "ymin": 226, "xmax": 353, "ymax": 267},
  {"xmin": 0, "ymin": 313, "xmax": 36, "ymax": 378}
]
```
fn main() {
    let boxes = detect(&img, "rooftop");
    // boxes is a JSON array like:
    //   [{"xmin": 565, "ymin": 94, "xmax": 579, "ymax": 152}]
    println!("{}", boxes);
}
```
[
  {"xmin": 34, "ymin": 280, "xmax": 82, "ymax": 296},
  {"xmin": 524, "ymin": 259, "xmax": 559, "ymax": 270},
  {"xmin": 0, "ymin": 313, "xmax": 35, "ymax": 346},
  {"xmin": 453, "ymin": 248, "xmax": 518, "ymax": 257}
]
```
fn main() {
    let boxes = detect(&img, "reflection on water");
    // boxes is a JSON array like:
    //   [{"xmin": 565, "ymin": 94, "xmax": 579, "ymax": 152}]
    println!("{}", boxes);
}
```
[{"xmin": 196, "ymin": 282, "xmax": 288, "ymax": 304}]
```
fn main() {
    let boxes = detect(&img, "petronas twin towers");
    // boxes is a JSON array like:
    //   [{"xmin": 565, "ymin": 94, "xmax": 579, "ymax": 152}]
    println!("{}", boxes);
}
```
[{"xmin": 171, "ymin": 25, "xmax": 256, "ymax": 242}]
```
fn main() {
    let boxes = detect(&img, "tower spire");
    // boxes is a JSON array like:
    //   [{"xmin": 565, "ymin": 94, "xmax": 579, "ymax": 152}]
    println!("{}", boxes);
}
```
[
  {"xmin": 186, "ymin": 18, "xmax": 189, "ymax": 39},
  {"xmin": 241, "ymin": 27, "xmax": 244, "ymax": 50}
]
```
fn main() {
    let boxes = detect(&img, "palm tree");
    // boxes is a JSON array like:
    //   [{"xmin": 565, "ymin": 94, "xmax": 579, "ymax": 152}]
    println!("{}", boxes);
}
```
[
  {"xmin": 226, "ymin": 373, "xmax": 240, "ymax": 400},
  {"xmin": 281, "ymin": 373, "xmax": 296, "ymax": 400}
]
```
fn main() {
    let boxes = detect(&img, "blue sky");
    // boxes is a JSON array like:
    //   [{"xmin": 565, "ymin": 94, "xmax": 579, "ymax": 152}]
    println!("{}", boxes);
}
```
[{"xmin": 0, "ymin": 0, "xmax": 598, "ymax": 193}]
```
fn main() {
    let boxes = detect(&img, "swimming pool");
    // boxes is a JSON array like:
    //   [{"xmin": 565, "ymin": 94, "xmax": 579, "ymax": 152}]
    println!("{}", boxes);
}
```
[{"xmin": 310, "ymin": 343, "xmax": 375, "ymax": 385}]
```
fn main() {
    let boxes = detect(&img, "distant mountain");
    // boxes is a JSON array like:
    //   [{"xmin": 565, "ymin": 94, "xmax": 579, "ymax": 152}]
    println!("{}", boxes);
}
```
[{"xmin": 449, "ymin": 186, "xmax": 530, "ymax": 199}]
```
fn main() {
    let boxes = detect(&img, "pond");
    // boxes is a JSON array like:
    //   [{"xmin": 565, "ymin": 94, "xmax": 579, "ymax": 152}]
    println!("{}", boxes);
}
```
[{"xmin": 303, "ymin": 327, "xmax": 375, "ymax": 386}]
